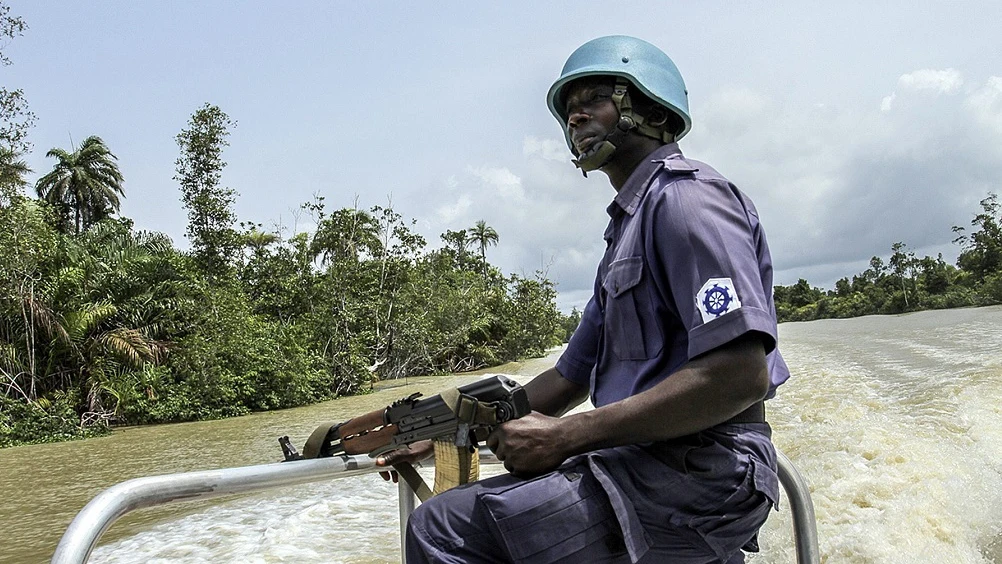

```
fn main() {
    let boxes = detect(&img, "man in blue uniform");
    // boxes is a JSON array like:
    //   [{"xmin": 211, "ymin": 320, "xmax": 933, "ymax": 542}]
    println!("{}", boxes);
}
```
[{"xmin": 378, "ymin": 35, "xmax": 791, "ymax": 563}]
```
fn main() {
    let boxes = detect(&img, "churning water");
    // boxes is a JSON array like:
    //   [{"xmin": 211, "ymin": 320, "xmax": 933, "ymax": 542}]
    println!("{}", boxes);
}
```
[
  {"xmin": 1, "ymin": 306, "xmax": 1001, "ymax": 563},
  {"xmin": 755, "ymin": 306, "xmax": 1002, "ymax": 563}
]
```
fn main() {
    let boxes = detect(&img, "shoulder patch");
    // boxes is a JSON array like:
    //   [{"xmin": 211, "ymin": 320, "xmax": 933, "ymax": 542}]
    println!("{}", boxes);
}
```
[{"xmin": 696, "ymin": 278, "xmax": 742, "ymax": 323}]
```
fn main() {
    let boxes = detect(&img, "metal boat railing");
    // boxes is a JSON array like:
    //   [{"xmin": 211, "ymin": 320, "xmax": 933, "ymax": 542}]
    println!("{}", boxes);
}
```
[
  {"xmin": 52, "ymin": 448, "xmax": 819, "ymax": 563},
  {"xmin": 775, "ymin": 449, "xmax": 820, "ymax": 563}
]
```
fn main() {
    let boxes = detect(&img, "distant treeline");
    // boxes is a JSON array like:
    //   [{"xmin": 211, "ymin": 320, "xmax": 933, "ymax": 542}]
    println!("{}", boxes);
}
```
[
  {"xmin": 773, "ymin": 193, "xmax": 1002, "ymax": 322},
  {"xmin": 0, "ymin": 104, "xmax": 570, "ymax": 447}
]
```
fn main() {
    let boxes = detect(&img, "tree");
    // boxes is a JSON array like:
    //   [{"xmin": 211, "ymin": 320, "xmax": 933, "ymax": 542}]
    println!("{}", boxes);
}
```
[
  {"xmin": 786, "ymin": 279, "xmax": 820, "ymax": 308},
  {"xmin": 954, "ymin": 193, "xmax": 1002, "ymax": 283},
  {"xmin": 0, "ymin": 145, "xmax": 30, "ymax": 203},
  {"xmin": 467, "ymin": 220, "xmax": 499, "ymax": 282},
  {"xmin": 0, "ymin": 2, "xmax": 27, "ymax": 68},
  {"xmin": 310, "ymin": 207, "xmax": 381, "ymax": 266},
  {"xmin": 239, "ymin": 231, "xmax": 316, "ymax": 321},
  {"xmin": 889, "ymin": 241, "xmax": 916, "ymax": 308},
  {"xmin": 834, "ymin": 277, "xmax": 851, "ymax": 297},
  {"xmin": 175, "ymin": 103, "xmax": 239, "ymax": 276},
  {"xmin": 35, "ymin": 136, "xmax": 125, "ymax": 234},
  {"xmin": 917, "ymin": 254, "xmax": 953, "ymax": 296},
  {"xmin": 0, "ymin": 87, "xmax": 33, "ymax": 155},
  {"xmin": 499, "ymin": 272, "xmax": 562, "ymax": 358},
  {"xmin": 561, "ymin": 306, "xmax": 582, "ymax": 342},
  {"xmin": 0, "ymin": 3, "xmax": 35, "ymax": 203},
  {"xmin": 0, "ymin": 198, "xmax": 59, "ymax": 402},
  {"xmin": 441, "ymin": 229, "xmax": 470, "ymax": 269},
  {"xmin": 42, "ymin": 222, "xmax": 181, "ymax": 415},
  {"xmin": 242, "ymin": 225, "xmax": 279, "ymax": 255}
]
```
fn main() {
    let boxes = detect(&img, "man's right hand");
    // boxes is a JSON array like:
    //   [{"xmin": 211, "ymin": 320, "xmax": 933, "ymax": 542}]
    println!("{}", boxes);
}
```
[
  {"xmin": 375, "ymin": 440, "xmax": 435, "ymax": 482},
  {"xmin": 487, "ymin": 411, "xmax": 573, "ymax": 477}
]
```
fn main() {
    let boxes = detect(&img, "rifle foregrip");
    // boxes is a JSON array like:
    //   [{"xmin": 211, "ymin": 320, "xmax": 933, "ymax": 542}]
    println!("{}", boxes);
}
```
[
  {"xmin": 337, "ymin": 410, "xmax": 386, "ymax": 439},
  {"xmin": 342, "ymin": 423, "xmax": 399, "ymax": 455}
]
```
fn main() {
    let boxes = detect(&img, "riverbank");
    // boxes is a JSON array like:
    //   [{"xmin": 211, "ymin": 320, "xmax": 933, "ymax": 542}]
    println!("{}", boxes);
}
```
[{"xmin": 0, "ymin": 347, "xmax": 565, "ymax": 452}]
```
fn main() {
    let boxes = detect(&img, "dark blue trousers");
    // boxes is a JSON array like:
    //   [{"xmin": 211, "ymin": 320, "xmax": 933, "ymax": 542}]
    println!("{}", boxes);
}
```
[{"xmin": 405, "ymin": 425, "xmax": 778, "ymax": 563}]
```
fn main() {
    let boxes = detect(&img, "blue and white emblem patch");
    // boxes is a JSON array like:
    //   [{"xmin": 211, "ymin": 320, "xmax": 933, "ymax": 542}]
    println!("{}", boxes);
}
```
[{"xmin": 696, "ymin": 278, "xmax": 742, "ymax": 323}]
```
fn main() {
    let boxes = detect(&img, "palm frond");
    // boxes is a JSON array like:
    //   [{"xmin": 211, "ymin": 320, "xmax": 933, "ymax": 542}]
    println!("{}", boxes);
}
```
[
  {"xmin": 0, "ymin": 341, "xmax": 24, "ymax": 377},
  {"xmin": 22, "ymin": 293, "xmax": 72, "ymax": 346},
  {"xmin": 94, "ymin": 327, "xmax": 157, "ymax": 367},
  {"xmin": 64, "ymin": 301, "xmax": 117, "ymax": 341}
]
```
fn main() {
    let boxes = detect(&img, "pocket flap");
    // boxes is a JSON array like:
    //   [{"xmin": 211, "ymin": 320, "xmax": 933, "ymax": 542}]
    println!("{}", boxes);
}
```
[
  {"xmin": 751, "ymin": 458, "xmax": 781, "ymax": 507},
  {"xmin": 478, "ymin": 469, "xmax": 616, "ymax": 563},
  {"xmin": 603, "ymin": 256, "xmax": 643, "ymax": 298}
]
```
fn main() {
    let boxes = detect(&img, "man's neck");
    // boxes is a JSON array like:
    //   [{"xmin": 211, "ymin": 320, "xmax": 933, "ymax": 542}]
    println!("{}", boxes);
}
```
[{"xmin": 602, "ymin": 138, "xmax": 665, "ymax": 192}]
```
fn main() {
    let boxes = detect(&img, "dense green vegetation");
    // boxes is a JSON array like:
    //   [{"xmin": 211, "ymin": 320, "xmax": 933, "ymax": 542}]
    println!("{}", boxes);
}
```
[
  {"xmin": 0, "ymin": 8, "xmax": 566, "ymax": 446},
  {"xmin": 0, "ymin": 118, "xmax": 567, "ymax": 447},
  {"xmin": 774, "ymin": 193, "xmax": 1002, "ymax": 322}
]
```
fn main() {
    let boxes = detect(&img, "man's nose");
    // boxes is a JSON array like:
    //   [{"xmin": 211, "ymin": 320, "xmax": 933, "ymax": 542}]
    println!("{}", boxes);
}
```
[{"xmin": 567, "ymin": 110, "xmax": 589, "ymax": 129}]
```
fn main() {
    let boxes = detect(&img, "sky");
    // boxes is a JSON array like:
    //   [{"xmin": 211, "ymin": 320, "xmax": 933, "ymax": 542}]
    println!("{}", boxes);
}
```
[{"xmin": 5, "ymin": 1, "xmax": 1002, "ymax": 311}]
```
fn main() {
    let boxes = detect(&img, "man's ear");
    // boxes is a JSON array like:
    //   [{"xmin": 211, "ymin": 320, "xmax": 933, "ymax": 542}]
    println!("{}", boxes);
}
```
[{"xmin": 647, "ymin": 105, "xmax": 670, "ymax": 128}]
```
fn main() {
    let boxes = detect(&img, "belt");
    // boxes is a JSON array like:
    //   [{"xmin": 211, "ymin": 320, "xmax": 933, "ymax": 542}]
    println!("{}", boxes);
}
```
[
  {"xmin": 644, "ymin": 401, "xmax": 767, "ymax": 472},
  {"xmin": 723, "ymin": 400, "xmax": 766, "ymax": 424}
]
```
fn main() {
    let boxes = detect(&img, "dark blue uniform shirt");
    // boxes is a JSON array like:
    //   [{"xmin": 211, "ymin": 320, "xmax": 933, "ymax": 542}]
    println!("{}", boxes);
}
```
[
  {"xmin": 406, "ymin": 144, "xmax": 787, "ymax": 563},
  {"xmin": 557, "ymin": 143, "xmax": 790, "ymax": 407}
]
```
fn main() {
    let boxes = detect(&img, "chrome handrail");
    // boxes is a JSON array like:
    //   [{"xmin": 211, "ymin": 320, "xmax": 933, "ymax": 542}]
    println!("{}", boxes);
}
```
[
  {"xmin": 51, "ymin": 455, "xmax": 385, "ymax": 564},
  {"xmin": 776, "ymin": 449, "xmax": 821, "ymax": 564},
  {"xmin": 52, "ymin": 448, "xmax": 817, "ymax": 563}
]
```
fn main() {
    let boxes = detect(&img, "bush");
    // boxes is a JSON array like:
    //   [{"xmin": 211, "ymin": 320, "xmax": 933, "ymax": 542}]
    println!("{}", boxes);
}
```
[
  {"xmin": 976, "ymin": 272, "xmax": 1002, "ymax": 305},
  {"xmin": 0, "ymin": 392, "xmax": 109, "ymax": 448}
]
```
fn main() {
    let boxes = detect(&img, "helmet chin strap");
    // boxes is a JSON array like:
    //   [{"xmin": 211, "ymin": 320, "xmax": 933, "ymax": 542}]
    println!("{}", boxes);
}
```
[
  {"xmin": 570, "ymin": 78, "xmax": 674, "ymax": 177},
  {"xmin": 571, "ymin": 117, "xmax": 633, "ymax": 177}
]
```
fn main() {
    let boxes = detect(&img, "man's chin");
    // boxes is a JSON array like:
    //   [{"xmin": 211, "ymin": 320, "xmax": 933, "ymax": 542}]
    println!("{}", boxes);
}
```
[{"xmin": 574, "ymin": 139, "xmax": 597, "ymax": 155}]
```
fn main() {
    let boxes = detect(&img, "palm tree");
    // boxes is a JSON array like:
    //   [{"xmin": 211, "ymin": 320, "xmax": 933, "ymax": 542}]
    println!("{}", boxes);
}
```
[
  {"xmin": 243, "ymin": 228, "xmax": 279, "ymax": 259},
  {"xmin": 0, "ymin": 145, "xmax": 31, "ymax": 202},
  {"xmin": 52, "ymin": 223, "xmax": 178, "ymax": 415},
  {"xmin": 310, "ymin": 208, "xmax": 382, "ymax": 266},
  {"xmin": 467, "ymin": 220, "xmax": 499, "ymax": 282},
  {"xmin": 35, "ymin": 136, "xmax": 125, "ymax": 234}
]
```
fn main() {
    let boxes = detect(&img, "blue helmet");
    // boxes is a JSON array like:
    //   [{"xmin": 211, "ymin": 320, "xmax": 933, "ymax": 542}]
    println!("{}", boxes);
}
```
[{"xmin": 547, "ymin": 36, "xmax": 691, "ymax": 170}]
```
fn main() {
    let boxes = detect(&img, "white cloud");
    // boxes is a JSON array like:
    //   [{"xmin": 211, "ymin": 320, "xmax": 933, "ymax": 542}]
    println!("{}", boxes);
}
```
[
  {"xmin": 898, "ymin": 68, "xmax": 963, "ymax": 94},
  {"xmin": 711, "ymin": 87, "xmax": 769, "ymax": 114},
  {"xmin": 881, "ymin": 92, "xmax": 896, "ymax": 112},
  {"xmin": 468, "ymin": 165, "xmax": 526, "ymax": 201},
  {"xmin": 685, "ymin": 69, "xmax": 1002, "ymax": 290},
  {"xmin": 697, "ymin": 87, "xmax": 770, "ymax": 139},
  {"xmin": 396, "ymin": 148, "xmax": 611, "ymax": 303},
  {"xmin": 435, "ymin": 193, "xmax": 473, "ymax": 223},
  {"xmin": 966, "ymin": 76, "xmax": 1002, "ymax": 132},
  {"xmin": 523, "ymin": 136, "xmax": 569, "ymax": 162}
]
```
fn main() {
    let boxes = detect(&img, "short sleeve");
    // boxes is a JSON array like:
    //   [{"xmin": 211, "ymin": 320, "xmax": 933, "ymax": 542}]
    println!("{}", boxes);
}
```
[
  {"xmin": 555, "ymin": 295, "xmax": 601, "ymax": 387},
  {"xmin": 650, "ymin": 174, "xmax": 778, "ymax": 360}
]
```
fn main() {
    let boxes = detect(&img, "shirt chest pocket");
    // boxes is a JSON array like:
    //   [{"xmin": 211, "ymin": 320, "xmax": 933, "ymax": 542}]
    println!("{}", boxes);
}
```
[{"xmin": 602, "ymin": 256, "xmax": 664, "ymax": 361}]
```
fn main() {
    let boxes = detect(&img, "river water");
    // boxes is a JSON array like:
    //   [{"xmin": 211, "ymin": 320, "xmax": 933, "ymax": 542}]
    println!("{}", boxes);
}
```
[{"xmin": 1, "ymin": 306, "xmax": 1001, "ymax": 563}]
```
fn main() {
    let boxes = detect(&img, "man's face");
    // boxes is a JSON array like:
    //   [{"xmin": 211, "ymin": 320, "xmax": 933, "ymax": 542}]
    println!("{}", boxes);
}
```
[{"xmin": 562, "ymin": 77, "xmax": 619, "ymax": 156}]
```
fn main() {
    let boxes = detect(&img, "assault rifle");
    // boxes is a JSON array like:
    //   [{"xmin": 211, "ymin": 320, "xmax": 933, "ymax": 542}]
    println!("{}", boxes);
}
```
[{"xmin": 279, "ymin": 374, "xmax": 530, "ymax": 463}]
